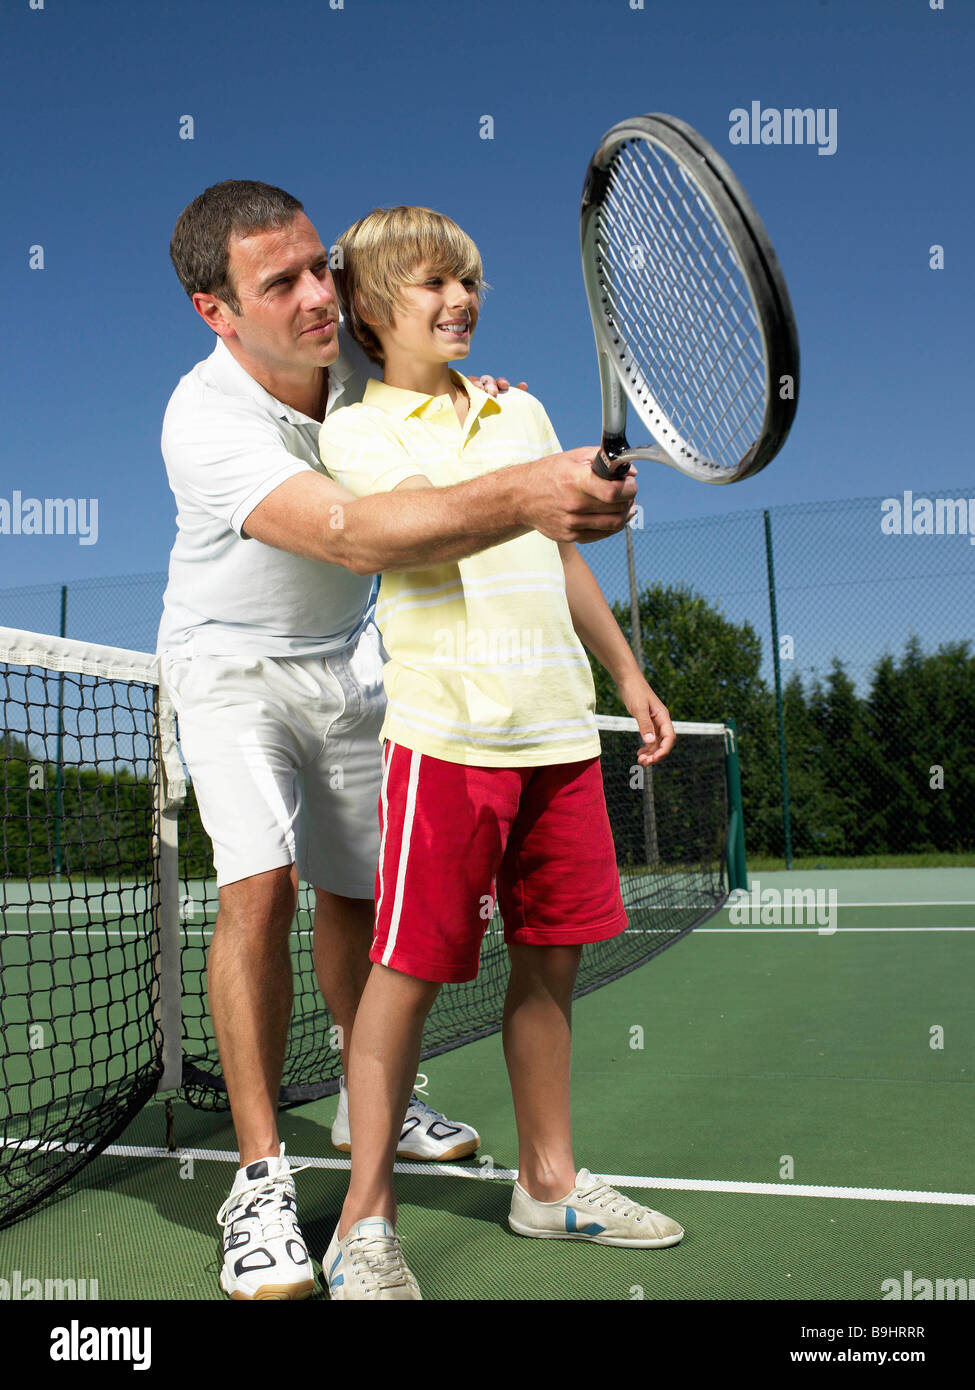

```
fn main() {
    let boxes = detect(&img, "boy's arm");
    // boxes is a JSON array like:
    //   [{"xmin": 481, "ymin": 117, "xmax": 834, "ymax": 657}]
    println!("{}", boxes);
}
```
[{"xmin": 559, "ymin": 541, "xmax": 676, "ymax": 767}]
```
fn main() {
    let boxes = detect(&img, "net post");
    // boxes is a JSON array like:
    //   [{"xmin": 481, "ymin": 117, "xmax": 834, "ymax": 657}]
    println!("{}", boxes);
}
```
[
  {"xmin": 724, "ymin": 718, "xmax": 748, "ymax": 892},
  {"xmin": 53, "ymin": 584, "xmax": 67, "ymax": 881},
  {"xmin": 763, "ymin": 509, "xmax": 793, "ymax": 869},
  {"xmin": 153, "ymin": 682, "xmax": 185, "ymax": 1095}
]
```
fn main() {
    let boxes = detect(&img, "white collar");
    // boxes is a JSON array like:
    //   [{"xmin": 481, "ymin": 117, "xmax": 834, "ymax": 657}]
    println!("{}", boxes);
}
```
[{"xmin": 209, "ymin": 334, "xmax": 354, "ymax": 425}]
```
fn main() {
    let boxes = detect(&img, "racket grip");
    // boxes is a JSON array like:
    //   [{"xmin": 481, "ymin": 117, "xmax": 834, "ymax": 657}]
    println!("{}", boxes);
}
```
[{"xmin": 591, "ymin": 448, "xmax": 632, "ymax": 481}]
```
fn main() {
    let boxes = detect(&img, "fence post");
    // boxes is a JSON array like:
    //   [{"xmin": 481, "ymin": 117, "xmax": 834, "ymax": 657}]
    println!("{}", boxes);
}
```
[{"xmin": 763, "ymin": 511, "xmax": 793, "ymax": 868}]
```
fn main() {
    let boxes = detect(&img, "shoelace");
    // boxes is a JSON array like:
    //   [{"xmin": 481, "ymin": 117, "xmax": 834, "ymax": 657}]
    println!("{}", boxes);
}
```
[
  {"xmin": 345, "ymin": 1230, "xmax": 414, "ymax": 1292},
  {"xmin": 407, "ymin": 1092, "xmax": 445, "ymax": 1123},
  {"xmin": 216, "ymin": 1160, "xmax": 310, "ymax": 1237},
  {"xmin": 573, "ymin": 1176, "xmax": 651, "ymax": 1221}
]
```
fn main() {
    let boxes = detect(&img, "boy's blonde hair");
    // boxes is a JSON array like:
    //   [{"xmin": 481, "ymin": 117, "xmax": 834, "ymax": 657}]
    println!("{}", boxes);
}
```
[{"xmin": 334, "ymin": 206, "xmax": 485, "ymax": 364}]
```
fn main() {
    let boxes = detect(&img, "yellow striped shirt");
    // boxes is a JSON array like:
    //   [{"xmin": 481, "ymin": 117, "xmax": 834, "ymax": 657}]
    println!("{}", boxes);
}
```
[{"xmin": 319, "ymin": 373, "xmax": 599, "ymax": 766}]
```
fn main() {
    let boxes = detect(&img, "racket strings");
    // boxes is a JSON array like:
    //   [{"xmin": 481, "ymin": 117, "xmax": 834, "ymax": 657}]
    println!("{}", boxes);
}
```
[
  {"xmin": 607, "ymin": 149, "xmax": 763, "ymax": 450},
  {"xmin": 607, "ymin": 162, "xmax": 762, "ymax": 456},
  {"xmin": 606, "ymin": 165, "xmax": 762, "ymax": 459},
  {"xmin": 596, "ymin": 137, "xmax": 767, "ymax": 469}
]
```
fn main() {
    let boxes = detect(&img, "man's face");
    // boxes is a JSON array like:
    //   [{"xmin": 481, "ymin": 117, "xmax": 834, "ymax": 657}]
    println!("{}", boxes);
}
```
[{"xmin": 220, "ymin": 212, "xmax": 340, "ymax": 373}]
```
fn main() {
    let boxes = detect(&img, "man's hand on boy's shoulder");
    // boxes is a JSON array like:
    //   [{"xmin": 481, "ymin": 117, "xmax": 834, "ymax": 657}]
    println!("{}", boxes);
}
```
[
  {"xmin": 468, "ymin": 374, "xmax": 528, "ymax": 396},
  {"xmin": 618, "ymin": 674, "xmax": 677, "ymax": 767}
]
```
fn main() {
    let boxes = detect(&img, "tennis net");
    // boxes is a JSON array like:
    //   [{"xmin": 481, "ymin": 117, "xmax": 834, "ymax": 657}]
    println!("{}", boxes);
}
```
[{"xmin": 1, "ymin": 625, "xmax": 736, "ymax": 1226}]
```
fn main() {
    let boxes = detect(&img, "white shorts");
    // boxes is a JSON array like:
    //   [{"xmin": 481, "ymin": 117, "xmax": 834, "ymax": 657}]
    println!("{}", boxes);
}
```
[{"xmin": 159, "ymin": 623, "xmax": 385, "ymax": 894}]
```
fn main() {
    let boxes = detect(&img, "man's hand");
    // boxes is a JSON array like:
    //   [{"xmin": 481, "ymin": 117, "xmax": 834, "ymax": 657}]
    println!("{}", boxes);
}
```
[
  {"xmin": 617, "ymin": 674, "xmax": 676, "ymax": 767},
  {"xmin": 468, "ymin": 375, "xmax": 528, "ymax": 396},
  {"xmin": 518, "ymin": 448, "xmax": 637, "ymax": 543}
]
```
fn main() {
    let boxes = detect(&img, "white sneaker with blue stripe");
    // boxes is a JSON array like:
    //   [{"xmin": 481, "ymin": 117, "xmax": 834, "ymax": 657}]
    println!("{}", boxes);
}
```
[
  {"xmin": 323, "ymin": 1217, "xmax": 422, "ymax": 1300},
  {"xmin": 508, "ymin": 1168, "xmax": 684, "ymax": 1248}
]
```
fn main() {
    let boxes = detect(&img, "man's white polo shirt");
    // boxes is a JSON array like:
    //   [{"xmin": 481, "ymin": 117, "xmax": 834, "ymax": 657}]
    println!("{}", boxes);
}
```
[{"xmin": 157, "ymin": 327, "xmax": 379, "ymax": 657}]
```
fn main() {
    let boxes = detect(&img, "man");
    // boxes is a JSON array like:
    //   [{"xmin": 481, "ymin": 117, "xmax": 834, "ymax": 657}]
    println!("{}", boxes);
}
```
[{"xmin": 158, "ymin": 180, "xmax": 638, "ymax": 1300}]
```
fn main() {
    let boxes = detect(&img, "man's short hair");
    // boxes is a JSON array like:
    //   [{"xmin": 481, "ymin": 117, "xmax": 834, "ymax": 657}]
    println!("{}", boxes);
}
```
[
  {"xmin": 170, "ymin": 180, "xmax": 304, "ymax": 315},
  {"xmin": 334, "ymin": 206, "xmax": 485, "ymax": 364}
]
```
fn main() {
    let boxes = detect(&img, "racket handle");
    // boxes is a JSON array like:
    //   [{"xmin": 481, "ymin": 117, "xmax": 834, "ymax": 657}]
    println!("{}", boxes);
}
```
[{"xmin": 592, "ymin": 440, "xmax": 632, "ymax": 480}]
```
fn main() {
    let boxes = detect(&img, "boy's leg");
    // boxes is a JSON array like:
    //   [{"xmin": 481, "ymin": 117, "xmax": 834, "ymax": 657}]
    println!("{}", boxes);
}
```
[
  {"xmin": 502, "ymin": 941, "xmax": 582, "ymax": 1201},
  {"xmin": 339, "ymin": 962, "xmax": 442, "ymax": 1234},
  {"xmin": 498, "ymin": 760, "xmax": 684, "ymax": 1249}
]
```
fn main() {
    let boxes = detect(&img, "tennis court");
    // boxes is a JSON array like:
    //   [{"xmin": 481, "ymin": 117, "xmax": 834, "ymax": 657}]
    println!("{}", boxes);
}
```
[
  {"xmin": 1, "ymin": 628, "xmax": 972, "ymax": 1322},
  {"xmin": 2, "ymin": 867, "xmax": 971, "ymax": 1304}
]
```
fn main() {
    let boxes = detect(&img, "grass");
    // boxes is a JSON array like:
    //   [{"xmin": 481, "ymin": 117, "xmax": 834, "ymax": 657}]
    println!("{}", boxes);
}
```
[{"xmin": 746, "ymin": 851, "xmax": 974, "ymax": 871}]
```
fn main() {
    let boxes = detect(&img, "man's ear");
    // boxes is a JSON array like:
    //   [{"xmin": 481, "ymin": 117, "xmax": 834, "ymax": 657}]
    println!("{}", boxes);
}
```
[{"xmin": 191, "ymin": 291, "xmax": 237, "ymax": 339}]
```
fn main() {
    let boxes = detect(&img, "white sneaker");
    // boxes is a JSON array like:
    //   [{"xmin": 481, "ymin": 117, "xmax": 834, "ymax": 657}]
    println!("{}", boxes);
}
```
[
  {"xmin": 331, "ymin": 1078, "xmax": 480, "ymax": 1162},
  {"xmin": 508, "ymin": 1168, "xmax": 685, "ymax": 1248},
  {"xmin": 216, "ymin": 1144, "xmax": 315, "ymax": 1300},
  {"xmin": 323, "ymin": 1217, "xmax": 422, "ymax": 1300}
]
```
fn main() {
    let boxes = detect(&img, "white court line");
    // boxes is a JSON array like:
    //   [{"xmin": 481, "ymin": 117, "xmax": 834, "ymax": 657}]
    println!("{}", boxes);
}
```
[
  {"xmin": 3, "ymin": 1138, "xmax": 972, "ymax": 1208},
  {"xmin": 4, "ymin": 926, "xmax": 973, "ymax": 939},
  {"xmin": 6, "ymin": 899, "xmax": 972, "ymax": 919},
  {"xmin": 827, "ymin": 901, "xmax": 975, "ymax": 908},
  {"xmin": 698, "ymin": 927, "xmax": 975, "ymax": 933},
  {"xmin": 725, "ymin": 900, "xmax": 975, "ymax": 909}
]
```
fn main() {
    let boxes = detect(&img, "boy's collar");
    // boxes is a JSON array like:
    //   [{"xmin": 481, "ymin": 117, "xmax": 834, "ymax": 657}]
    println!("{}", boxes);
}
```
[{"xmin": 362, "ymin": 370, "xmax": 502, "ymax": 421}]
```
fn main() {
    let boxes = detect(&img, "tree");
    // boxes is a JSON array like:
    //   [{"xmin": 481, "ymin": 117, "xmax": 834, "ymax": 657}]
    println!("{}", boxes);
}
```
[{"xmin": 589, "ymin": 581, "xmax": 781, "ymax": 857}]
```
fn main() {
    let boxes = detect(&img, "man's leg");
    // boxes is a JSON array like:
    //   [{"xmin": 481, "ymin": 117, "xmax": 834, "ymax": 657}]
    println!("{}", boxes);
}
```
[
  {"xmin": 208, "ymin": 865, "xmax": 299, "ymax": 1165},
  {"xmin": 209, "ymin": 864, "xmax": 316, "ymax": 1301},
  {"xmin": 502, "ymin": 941, "xmax": 581, "ymax": 1201}
]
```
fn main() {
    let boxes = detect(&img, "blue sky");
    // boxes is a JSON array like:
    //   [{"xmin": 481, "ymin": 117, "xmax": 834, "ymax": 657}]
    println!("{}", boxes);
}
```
[{"xmin": 0, "ymin": 0, "xmax": 972, "ymax": 663}]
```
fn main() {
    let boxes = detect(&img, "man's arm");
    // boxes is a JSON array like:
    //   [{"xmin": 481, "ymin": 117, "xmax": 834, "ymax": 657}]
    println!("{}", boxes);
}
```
[
  {"xmin": 559, "ymin": 540, "xmax": 676, "ymax": 766},
  {"xmin": 243, "ymin": 452, "xmax": 637, "ymax": 576}
]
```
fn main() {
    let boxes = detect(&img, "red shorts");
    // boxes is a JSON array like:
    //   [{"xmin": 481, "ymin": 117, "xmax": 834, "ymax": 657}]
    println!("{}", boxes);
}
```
[{"xmin": 372, "ymin": 744, "xmax": 627, "ymax": 983}]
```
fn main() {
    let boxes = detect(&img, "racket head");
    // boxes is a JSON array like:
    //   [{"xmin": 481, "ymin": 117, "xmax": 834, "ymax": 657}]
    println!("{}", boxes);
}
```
[{"xmin": 581, "ymin": 113, "xmax": 800, "ymax": 484}]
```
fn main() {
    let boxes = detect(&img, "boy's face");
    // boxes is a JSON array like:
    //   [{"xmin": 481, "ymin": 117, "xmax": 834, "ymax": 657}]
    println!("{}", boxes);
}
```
[{"xmin": 381, "ymin": 263, "xmax": 479, "ymax": 367}]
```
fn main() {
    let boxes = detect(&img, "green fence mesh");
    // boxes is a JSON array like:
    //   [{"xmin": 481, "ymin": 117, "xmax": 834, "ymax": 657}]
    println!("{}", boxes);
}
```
[{"xmin": 2, "ymin": 488, "xmax": 973, "ymax": 862}]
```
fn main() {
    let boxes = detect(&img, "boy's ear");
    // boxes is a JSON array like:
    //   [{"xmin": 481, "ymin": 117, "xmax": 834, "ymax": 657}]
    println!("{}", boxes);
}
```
[{"xmin": 353, "ymin": 291, "xmax": 382, "ymax": 329}]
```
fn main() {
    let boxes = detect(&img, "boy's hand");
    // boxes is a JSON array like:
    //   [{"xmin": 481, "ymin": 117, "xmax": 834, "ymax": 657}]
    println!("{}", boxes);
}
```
[
  {"xmin": 618, "ymin": 674, "xmax": 676, "ymax": 766},
  {"xmin": 468, "ymin": 375, "xmax": 528, "ymax": 396}
]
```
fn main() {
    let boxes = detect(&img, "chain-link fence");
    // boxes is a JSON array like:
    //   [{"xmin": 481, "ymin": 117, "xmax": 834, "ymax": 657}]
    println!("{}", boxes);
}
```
[{"xmin": 3, "ymin": 489, "xmax": 973, "ymax": 863}]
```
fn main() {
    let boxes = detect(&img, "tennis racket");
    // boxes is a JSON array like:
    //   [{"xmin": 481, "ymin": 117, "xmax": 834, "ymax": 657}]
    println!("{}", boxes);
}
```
[{"xmin": 581, "ymin": 113, "xmax": 799, "ymax": 482}]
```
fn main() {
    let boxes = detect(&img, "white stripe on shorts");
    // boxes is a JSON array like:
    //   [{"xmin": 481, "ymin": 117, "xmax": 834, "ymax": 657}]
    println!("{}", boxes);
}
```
[
  {"xmin": 376, "ymin": 743, "xmax": 392, "ymax": 931},
  {"xmin": 380, "ymin": 745, "xmax": 421, "ymax": 968}
]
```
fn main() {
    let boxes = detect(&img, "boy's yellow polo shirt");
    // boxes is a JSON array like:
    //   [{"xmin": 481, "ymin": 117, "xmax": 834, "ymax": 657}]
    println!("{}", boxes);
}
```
[{"xmin": 319, "ymin": 373, "xmax": 599, "ymax": 767}]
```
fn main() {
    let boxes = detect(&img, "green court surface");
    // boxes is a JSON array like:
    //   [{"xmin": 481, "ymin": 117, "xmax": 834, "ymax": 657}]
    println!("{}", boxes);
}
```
[{"xmin": 0, "ymin": 868, "xmax": 973, "ymax": 1302}]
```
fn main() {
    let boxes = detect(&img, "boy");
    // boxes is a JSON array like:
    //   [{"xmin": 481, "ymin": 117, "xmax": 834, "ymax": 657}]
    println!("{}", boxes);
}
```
[{"xmin": 318, "ymin": 207, "xmax": 681, "ymax": 1300}]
